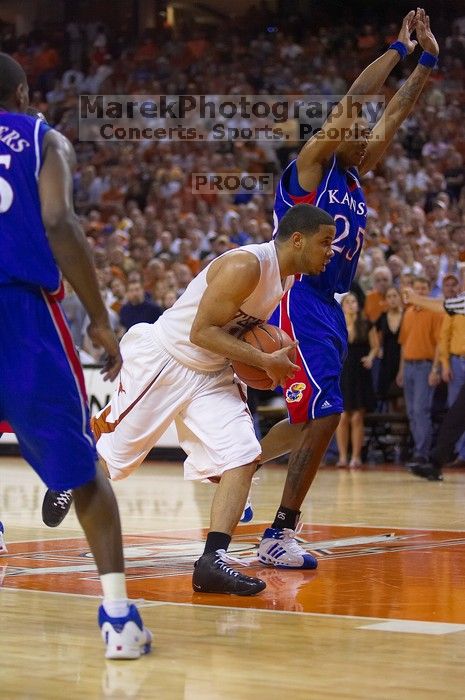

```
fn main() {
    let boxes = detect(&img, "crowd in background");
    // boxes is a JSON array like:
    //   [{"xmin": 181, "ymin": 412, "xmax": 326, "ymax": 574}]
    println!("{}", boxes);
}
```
[{"xmin": 2, "ymin": 7, "xmax": 465, "ymax": 464}]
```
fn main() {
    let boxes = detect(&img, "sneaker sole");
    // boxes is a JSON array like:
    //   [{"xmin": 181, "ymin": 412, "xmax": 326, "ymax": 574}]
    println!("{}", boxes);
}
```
[
  {"xmin": 105, "ymin": 644, "xmax": 151, "ymax": 660},
  {"xmin": 258, "ymin": 556, "xmax": 318, "ymax": 570},
  {"xmin": 193, "ymin": 584, "xmax": 266, "ymax": 596},
  {"xmin": 105, "ymin": 634, "xmax": 152, "ymax": 659}
]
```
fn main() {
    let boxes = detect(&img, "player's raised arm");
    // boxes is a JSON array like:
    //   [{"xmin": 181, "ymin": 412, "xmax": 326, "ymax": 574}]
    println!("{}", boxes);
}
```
[
  {"xmin": 296, "ymin": 10, "xmax": 417, "ymax": 190},
  {"xmin": 39, "ymin": 130, "xmax": 122, "ymax": 380},
  {"xmin": 359, "ymin": 9, "xmax": 439, "ymax": 175},
  {"xmin": 189, "ymin": 252, "xmax": 298, "ymax": 388}
]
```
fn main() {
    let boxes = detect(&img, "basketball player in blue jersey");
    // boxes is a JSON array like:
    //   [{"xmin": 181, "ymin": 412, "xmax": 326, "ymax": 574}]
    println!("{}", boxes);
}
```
[
  {"xmin": 255, "ymin": 10, "xmax": 440, "ymax": 567},
  {"xmin": 0, "ymin": 53, "xmax": 152, "ymax": 658}
]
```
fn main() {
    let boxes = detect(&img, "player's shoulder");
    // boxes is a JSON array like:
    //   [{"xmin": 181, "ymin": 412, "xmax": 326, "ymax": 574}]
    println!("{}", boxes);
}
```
[
  {"xmin": 42, "ymin": 129, "xmax": 76, "ymax": 166},
  {"xmin": 208, "ymin": 248, "xmax": 261, "ymax": 289},
  {"xmin": 223, "ymin": 248, "xmax": 262, "ymax": 273},
  {"xmin": 42, "ymin": 128, "xmax": 71, "ymax": 150}
]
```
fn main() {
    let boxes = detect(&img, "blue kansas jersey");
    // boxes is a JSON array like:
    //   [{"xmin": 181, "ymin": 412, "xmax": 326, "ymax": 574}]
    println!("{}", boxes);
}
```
[
  {"xmin": 0, "ymin": 111, "xmax": 61, "ymax": 292},
  {"xmin": 0, "ymin": 111, "xmax": 97, "ymax": 489},
  {"xmin": 274, "ymin": 154, "xmax": 367, "ymax": 298},
  {"xmin": 270, "ymin": 155, "xmax": 367, "ymax": 422}
]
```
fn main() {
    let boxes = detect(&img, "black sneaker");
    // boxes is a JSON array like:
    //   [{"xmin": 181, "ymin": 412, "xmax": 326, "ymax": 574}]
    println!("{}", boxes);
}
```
[
  {"xmin": 42, "ymin": 489, "xmax": 74, "ymax": 527},
  {"xmin": 410, "ymin": 463, "xmax": 443, "ymax": 481},
  {"xmin": 405, "ymin": 455, "xmax": 428, "ymax": 469},
  {"xmin": 192, "ymin": 549, "xmax": 266, "ymax": 596}
]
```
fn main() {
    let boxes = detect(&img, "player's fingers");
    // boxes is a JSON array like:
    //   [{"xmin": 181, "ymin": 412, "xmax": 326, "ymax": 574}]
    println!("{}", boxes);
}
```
[
  {"xmin": 403, "ymin": 9, "xmax": 415, "ymax": 25},
  {"xmin": 101, "ymin": 354, "xmax": 122, "ymax": 382}
]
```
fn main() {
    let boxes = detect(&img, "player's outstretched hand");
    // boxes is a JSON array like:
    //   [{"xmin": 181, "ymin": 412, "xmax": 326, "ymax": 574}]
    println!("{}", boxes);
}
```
[
  {"xmin": 87, "ymin": 322, "xmax": 123, "ymax": 382},
  {"xmin": 415, "ymin": 8, "xmax": 439, "ymax": 56},
  {"xmin": 262, "ymin": 343, "xmax": 299, "ymax": 390},
  {"xmin": 397, "ymin": 10, "xmax": 418, "ymax": 55}
]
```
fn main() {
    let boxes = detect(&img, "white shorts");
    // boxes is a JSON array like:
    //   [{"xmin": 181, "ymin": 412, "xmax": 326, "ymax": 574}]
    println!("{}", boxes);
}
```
[{"xmin": 92, "ymin": 323, "xmax": 261, "ymax": 481}]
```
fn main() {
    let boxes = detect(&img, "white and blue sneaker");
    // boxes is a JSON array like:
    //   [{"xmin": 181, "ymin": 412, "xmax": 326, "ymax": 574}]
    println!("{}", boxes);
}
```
[
  {"xmin": 98, "ymin": 604, "xmax": 152, "ymax": 659},
  {"xmin": 258, "ymin": 528, "xmax": 318, "ymax": 569},
  {"xmin": 240, "ymin": 497, "xmax": 254, "ymax": 523},
  {"xmin": 239, "ymin": 476, "xmax": 259, "ymax": 523},
  {"xmin": 0, "ymin": 521, "xmax": 7, "ymax": 554}
]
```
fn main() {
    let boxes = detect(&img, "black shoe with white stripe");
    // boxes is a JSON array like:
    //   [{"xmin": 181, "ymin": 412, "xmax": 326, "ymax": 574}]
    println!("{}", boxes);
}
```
[
  {"xmin": 192, "ymin": 549, "xmax": 266, "ymax": 595},
  {"xmin": 42, "ymin": 489, "xmax": 73, "ymax": 527}
]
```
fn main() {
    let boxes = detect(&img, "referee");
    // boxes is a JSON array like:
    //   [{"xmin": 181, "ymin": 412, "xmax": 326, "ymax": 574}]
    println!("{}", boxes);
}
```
[{"xmin": 402, "ymin": 287, "xmax": 465, "ymax": 480}]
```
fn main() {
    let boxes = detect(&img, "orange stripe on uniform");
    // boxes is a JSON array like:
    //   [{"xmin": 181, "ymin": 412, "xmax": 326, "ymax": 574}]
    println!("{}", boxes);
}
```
[{"xmin": 91, "ymin": 363, "xmax": 169, "ymax": 440}]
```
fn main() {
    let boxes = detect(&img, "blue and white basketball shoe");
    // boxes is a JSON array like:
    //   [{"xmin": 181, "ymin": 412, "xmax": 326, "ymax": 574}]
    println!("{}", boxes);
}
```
[
  {"xmin": 99, "ymin": 604, "xmax": 153, "ymax": 659},
  {"xmin": 0, "ymin": 521, "xmax": 7, "ymax": 554},
  {"xmin": 258, "ymin": 528, "xmax": 318, "ymax": 569}
]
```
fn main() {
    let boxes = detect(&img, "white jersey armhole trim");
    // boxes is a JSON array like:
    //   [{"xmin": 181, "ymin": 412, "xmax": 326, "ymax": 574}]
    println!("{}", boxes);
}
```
[
  {"xmin": 33, "ymin": 118, "xmax": 41, "ymax": 181},
  {"xmin": 316, "ymin": 154, "xmax": 336, "ymax": 207}
]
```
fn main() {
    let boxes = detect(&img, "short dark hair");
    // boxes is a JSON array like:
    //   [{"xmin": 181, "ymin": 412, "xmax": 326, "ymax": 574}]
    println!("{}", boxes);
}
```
[
  {"xmin": 0, "ymin": 53, "xmax": 27, "ymax": 104},
  {"xmin": 413, "ymin": 276, "xmax": 430, "ymax": 288},
  {"xmin": 275, "ymin": 204, "xmax": 335, "ymax": 242}
]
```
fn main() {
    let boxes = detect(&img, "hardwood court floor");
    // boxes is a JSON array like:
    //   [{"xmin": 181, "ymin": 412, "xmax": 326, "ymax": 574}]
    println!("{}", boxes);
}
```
[{"xmin": 1, "ymin": 457, "xmax": 465, "ymax": 699}]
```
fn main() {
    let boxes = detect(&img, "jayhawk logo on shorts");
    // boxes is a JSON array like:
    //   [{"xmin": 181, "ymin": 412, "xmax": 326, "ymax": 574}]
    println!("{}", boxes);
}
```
[{"xmin": 285, "ymin": 382, "xmax": 306, "ymax": 403}]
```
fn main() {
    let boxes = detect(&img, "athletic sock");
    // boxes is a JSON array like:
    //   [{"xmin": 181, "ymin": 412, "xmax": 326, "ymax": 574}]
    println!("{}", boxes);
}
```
[
  {"xmin": 203, "ymin": 531, "xmax": 231, "ymax": 555},
  {"xmin": 272, "ymin": 506, "xmax": 301, "ymax": 530},
  {"xmin": 100, "ymin": 572, "xmax": 129, "ymax": 617}
]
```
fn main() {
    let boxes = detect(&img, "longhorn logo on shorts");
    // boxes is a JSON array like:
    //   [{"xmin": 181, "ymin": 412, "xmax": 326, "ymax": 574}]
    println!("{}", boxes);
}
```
[{"xmin": 285, "ymin": 382, "xmax": 307, "ymax": 403}]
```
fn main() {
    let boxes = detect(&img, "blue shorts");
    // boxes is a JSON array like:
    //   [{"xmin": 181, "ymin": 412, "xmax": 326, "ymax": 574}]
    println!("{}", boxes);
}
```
[
  {"xmin": 269, "ymin": 283, "xmax": 347, "ymax": 423},
  {"xmin": 0, "ymin": 284, "xmax": 97, "ymax": 490}
]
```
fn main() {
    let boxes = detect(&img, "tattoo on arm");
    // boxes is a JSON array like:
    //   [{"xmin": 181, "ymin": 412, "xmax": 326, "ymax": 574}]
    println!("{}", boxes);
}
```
[{"xmin": 396, "ymin": 68, "xmax": 428, "ymax": 111}]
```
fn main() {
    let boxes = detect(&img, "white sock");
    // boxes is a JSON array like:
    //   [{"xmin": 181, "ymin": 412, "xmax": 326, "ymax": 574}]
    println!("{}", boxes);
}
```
[{"xmin": 100, "ymin": 572, "xmax": 129, "ymax": 617}]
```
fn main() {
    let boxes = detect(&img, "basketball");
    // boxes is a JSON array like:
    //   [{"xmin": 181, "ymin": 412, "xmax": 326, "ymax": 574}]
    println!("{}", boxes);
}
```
[{"xmin": 232, "ymin": 323, "xmax": 296, "ymax": 390}]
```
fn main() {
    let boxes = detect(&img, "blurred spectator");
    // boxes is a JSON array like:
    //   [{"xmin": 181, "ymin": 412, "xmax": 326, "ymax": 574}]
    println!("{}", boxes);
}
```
[
  {"xmin": 445, "ymin": 152, "xmax": 465, "ymax": 202},
  {"xmin": 451, "ymin": 225, "xmax": 465, "ymax": 262},
  {"xmin": 421, "ymin": 129, "xmax": 449, "ymax": 160},
  {"xmin": 438, "ymin": 274, "xmax": 465, "ymax": 466},
  {"xmin": 376, "ymin": 286, "xmax": 404, "ymax": 409},
  {"xmin": 386, "ymin": 255, "xmax": 403, "ymax": 288},
  {"xmin": 423, "ymin": 256, "xmax": 442, "ymax": 298},
  {"xmin": 336, "ymin": 293, "xmax": 379, "ymax": 468},
  {"xmin": 109, "ymin": 277, "xmax": 127, "ymax": 314},
  {"xmin": 62, "ymin": 280, "xmax": 87, "ymax": 349},
  {"xmin": 364, "ymin": 266, "xmax": 392, "ymax": 322},
  {"xmin": 397, "ymin": 277, "xmax": 444, "ymax": 463},
  {"xmin": 119, "ymin": 281, "xmax": 162, "ymax": 331}
]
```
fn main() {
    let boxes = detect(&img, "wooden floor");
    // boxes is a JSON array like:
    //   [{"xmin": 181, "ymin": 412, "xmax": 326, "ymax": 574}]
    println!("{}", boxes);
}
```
[{"xmin": 2, "ymin": 456, "xmax": 465, "ymax": 699}]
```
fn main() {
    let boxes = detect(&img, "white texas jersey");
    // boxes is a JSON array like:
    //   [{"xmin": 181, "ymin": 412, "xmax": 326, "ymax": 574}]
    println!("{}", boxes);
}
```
[{"xmin": 153, "ymin": 240, "xmax": 293, "ymax": 372}]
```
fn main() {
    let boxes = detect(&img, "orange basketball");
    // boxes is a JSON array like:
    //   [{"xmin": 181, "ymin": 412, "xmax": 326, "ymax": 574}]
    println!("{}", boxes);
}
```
[{"xmin": 232, "ymin": 323, "xmax": 296, "ymax": 390}]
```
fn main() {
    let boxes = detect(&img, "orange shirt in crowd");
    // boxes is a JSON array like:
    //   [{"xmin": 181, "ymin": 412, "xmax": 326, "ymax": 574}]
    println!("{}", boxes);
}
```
[
  {"xmin": 439, "ymin": 314, "xmax": 465, "ymax": 368},
  {"xmin": 34, "ymin": 47, "xmax": 60, "ymax": 73},
  {"xmin": 398, "ymin": 306, "xmax": 444, "ymax": 361},
  {"xmin": 364, "ymin": 290, "xmax": 388, "ymax": 323}
]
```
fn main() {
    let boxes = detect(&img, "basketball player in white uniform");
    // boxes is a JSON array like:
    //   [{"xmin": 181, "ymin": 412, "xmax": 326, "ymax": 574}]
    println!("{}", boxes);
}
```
[{"xmin": 47, "ymin": 204, "xmax": 335, "ymax": 595}]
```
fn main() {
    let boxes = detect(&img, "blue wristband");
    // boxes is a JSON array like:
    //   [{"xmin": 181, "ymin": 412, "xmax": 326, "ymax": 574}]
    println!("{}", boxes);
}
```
[
  {"xmin": 389, "ymin": 41, "xmax": 408, "ymax": 59},
  {"xmin": 419, "ymin": 51, "xmax": 438, "ymax": 69}
]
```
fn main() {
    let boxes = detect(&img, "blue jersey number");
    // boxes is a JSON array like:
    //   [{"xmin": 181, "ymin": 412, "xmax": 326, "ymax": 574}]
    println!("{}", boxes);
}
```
[
  {"xmin": 332, "ymin": 213, "xmax": 364, "ymax": 261},
  {"xmin": 0, "ymin": 155, "xmax": 13, "ymax": 213}
]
